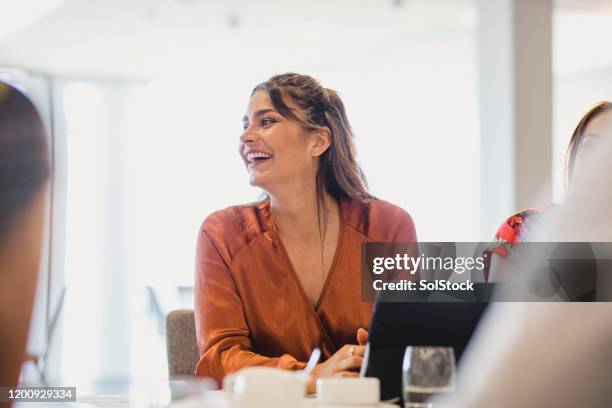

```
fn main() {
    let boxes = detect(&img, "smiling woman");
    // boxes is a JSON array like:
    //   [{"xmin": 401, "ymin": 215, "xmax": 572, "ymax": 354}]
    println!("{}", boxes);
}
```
[{"xmin": 193, "ymin": 73, "xmax": 417, "ymax": 393}]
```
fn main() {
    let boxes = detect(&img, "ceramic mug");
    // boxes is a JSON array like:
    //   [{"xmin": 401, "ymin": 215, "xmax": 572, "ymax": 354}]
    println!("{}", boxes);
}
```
[
  {"xmin": 316, "ymin": 377, "xmax": 380, "ymax": 406},
  {"xmin": 223, "ymin": 367, "xmax": 306, "ymax": 408}
]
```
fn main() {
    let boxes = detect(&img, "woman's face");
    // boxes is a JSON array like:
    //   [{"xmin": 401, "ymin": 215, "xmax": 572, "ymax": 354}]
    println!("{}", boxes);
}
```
[
  {"xmin": 573, "ymin": 110, "xmax": 612, "ymax": 184},
  {"xmin": 240, "ymin": 90, "xmax": 320, "ymax": 192}
]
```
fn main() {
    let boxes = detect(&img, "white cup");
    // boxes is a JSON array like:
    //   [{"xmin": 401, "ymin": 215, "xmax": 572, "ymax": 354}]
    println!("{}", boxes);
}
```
[
  {"xmin": 223, "ymin": 367, "xmax": 306, "ymax": 408},
  {"xmin": 316, "ymin": 377, "xmax": 380, "ymax": 406}
]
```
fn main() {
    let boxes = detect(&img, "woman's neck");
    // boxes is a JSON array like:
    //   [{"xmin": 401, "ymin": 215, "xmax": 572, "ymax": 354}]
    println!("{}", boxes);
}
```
[{"xmin": 268, "ymin": 182, "xmax": 339, "ymax": 241}]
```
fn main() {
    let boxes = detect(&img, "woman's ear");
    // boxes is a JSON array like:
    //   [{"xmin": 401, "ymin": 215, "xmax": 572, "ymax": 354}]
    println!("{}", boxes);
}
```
[{"xmin": 312, "ymin": 127, "xmax": 331, "ymax": 157}]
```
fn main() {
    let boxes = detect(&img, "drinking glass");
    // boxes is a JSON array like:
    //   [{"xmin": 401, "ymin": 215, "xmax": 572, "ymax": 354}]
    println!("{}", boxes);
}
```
[{"xmin": 402, "ymin": 346, "xmax": 455, "ymax": 408}]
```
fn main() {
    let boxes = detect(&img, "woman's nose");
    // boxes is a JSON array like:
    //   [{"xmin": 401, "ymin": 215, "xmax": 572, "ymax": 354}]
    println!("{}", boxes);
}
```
[{"xmin": 240, "ymin": 128, "xmax": 256, "ymax": 144}]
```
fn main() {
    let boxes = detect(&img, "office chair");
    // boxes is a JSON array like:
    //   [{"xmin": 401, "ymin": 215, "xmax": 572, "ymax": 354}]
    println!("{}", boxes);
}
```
[{"xmin": 166, "ymin": 309, "xmax": 199, "ymax": 377}]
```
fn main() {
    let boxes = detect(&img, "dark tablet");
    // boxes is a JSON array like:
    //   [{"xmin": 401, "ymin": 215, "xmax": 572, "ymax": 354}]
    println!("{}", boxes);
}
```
[{"xmin": 365, "ymin": 295, "xmax": 489, "ymax": 402}]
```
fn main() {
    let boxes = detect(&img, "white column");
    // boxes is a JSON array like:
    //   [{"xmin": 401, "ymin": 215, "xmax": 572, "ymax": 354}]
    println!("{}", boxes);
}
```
[
  {"xmin": 45, "ymin": 78, "xmax": 68, "ymax": 382},
  {"xmin": 98, "ymin": 84, "xmax": 131, "ymax": 381},
  {"xmin": 478, "ymin": 0, "xmax": 553, "ymax": 238},
  {"xmin": 52, "ymin": 80, "xmax": 132, "ymax": 383}
]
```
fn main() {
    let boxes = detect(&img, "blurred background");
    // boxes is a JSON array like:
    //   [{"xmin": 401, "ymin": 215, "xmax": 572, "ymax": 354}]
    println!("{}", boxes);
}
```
[{"xmin": 1, "ymin": 0, "xmax": 610, "ymax": 388}]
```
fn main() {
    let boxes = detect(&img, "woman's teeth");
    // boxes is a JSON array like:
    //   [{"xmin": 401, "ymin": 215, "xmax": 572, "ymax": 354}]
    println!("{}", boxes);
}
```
[{"xmin": 247, "ymin": 152, "xmax": 272, "ymax": 161}]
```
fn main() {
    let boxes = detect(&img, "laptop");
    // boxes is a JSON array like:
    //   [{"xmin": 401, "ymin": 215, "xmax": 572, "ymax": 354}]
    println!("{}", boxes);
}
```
[{"xmin": 364, "ymin": 293, "xmax": 490, "ymax": 402}]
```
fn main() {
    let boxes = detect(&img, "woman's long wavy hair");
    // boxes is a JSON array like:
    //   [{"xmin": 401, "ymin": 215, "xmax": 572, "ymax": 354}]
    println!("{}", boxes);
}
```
[
  {"xmin": 252, "ymin": 73, "xmax": 372, "ymax": 214},
  {"xmin": 564, "ymin": 101, "xmax": 612, "ymax": 190}
]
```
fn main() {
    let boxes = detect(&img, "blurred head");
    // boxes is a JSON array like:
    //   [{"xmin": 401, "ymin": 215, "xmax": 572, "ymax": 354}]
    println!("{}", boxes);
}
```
[
  {"xmin": 565, "ymin": 101, "xmax": 612, "ymax": 189},
  {"xmin": 0, "ymin": 83, "xmax": 50, "ymax": 237},
  {"xmin": 0, "ymin": 81, "xmax": 50, "ymax": 389},
  {"xmin": 239, "ymin": 73, "xmax": 370, "ymax": 204}
]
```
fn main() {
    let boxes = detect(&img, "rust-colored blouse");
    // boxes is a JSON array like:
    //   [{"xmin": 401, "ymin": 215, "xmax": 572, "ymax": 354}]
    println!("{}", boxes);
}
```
[{"xmin": 194, "ymin": 198, "xmax": 417, "ymax": 384}]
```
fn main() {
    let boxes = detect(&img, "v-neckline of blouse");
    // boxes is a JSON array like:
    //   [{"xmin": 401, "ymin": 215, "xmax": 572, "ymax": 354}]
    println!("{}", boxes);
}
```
[{"xmin": 263, "ymin": 198, "xmax": 345, "ymax": 314}]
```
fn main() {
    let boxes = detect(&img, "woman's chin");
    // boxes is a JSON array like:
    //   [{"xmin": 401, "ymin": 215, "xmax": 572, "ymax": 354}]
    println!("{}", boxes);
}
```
[{"xmin": 248, "ymin": 175, "xmax": 266, "ymax": 189}]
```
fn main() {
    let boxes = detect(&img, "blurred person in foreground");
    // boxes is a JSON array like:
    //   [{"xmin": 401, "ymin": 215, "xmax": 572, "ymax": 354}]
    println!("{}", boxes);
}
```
[
  {"xmin": 484, "ymin": 101, "xmax": 612, "ymax": 281},
  {"xmin": 0, "ymin": 82, "xmax": 50, "ymax": 399},
  {"xmin": 194, "ymin": 73, "xmax": 417, "ymax": 392},
  {"xmin": 450, "ymin": 111, "xmax": 612, "ymax": 407}
]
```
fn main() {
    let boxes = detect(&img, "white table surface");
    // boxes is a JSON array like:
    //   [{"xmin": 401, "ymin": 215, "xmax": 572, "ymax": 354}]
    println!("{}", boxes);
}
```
[{"xmin": 15, "ymin": 389, "xmax": 397, "ymax": 408}]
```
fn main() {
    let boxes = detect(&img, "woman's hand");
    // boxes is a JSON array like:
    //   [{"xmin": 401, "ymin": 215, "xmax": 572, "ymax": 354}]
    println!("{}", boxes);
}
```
[
  {"xmin": 357, "ymin": 328, "xmax": 368, "ymax": 346},
  {"xmin": 305, "ymin": 328, "xmax": 370, "ymax": 393},
  {"xmin": 307, "ymin": 344, "xmax": 365, "ymax": 393}
]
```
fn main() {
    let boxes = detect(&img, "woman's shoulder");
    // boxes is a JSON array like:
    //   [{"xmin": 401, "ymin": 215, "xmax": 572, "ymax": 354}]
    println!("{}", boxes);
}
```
[
  {"xmin": 201, "ymin": 199, "xmax": 267, "ymax": 227},
  {"xmin": 343, "ymin": 198, "xmax": 417, "ymax": 242},
  {"xmin": 199, "ymin": 200, "xmax": 270, "ymax": 254}
]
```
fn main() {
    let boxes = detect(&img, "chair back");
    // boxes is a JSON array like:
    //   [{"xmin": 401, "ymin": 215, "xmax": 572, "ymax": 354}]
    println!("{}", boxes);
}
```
[{"xmin": 166, "ymin": 309, "xmax": 199, "ymax": 377}]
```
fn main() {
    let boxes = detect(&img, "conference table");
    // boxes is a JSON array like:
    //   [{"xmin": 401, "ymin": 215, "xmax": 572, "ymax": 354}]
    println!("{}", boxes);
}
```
[
  {"xmin": 13, "ymin": 387, "xmax": 398, "ymax": 408},
  {"xmin": 14, "ymin": 392, "xmax": 398, "ymax": 407}
]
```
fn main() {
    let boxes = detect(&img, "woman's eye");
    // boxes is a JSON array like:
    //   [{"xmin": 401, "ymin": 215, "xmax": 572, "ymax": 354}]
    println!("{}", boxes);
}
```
[{"xmin": 261, "ymin": 118, "xmax": 275, "ymax": 127}]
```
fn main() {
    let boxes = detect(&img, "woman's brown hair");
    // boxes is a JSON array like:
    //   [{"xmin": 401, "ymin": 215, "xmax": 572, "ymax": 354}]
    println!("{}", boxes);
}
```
[
  {"xmin": 252, "ymin": 73, "xmax": 372, "ymax": 207},
  {"xmin": 564, "ymin": 101, "xmax": 612, "ymax": 189},
  {"xmin": 0, "ymin": 81, "xmax": 50, "ymax": 240}
]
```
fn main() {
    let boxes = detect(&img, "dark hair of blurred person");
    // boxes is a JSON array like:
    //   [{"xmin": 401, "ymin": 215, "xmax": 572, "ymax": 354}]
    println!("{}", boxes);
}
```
[
  {"xmin": 0, "ymin": 81, "xmax": 50, "ymax": 394},
  {"xmin": 564, "ymin": 101, "xmax": 612, "ymax": 189}
]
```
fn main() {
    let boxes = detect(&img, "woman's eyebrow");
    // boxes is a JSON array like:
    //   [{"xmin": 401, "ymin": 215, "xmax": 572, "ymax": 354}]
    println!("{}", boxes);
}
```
[
  {"xmin": 254, "ymin": 108, "xmax": 276, "ymax": 117},
  {"xmin": 243, "ymin": 109, "xmax": 278, "ymax": 124}
]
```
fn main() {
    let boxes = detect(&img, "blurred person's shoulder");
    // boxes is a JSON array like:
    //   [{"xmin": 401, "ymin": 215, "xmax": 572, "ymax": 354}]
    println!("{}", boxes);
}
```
[
  {"xmin": 198, "ymin": 199, "xmax": 271, "ymax": 258},
  {"xmin": 342, "ymin": 198, "xmax": 417, "ymax": 242}
]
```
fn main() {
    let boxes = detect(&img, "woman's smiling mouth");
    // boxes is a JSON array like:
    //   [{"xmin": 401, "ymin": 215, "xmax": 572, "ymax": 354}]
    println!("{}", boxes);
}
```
[{"xmin": 245, "ymin": 150, "xmax": 273, "ymax": 168}]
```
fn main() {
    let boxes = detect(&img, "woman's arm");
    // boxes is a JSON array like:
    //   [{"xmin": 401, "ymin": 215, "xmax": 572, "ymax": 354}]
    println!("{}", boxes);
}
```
[
  {"xmin": 194, "ymin": 230, "xmax": 306, "ymax": 384},
  {"xmin": 397, "ymin": 211, "xmax": 417, "ymax": 243}
]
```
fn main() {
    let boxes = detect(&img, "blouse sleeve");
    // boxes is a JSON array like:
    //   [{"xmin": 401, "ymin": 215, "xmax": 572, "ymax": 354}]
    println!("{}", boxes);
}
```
[
  {"xmin": 482, "ymin": 208, "xmax": 541, "ymax": 282},
  {"xmin": 487, "ymin": 208, "xmax": 541, "ymax": 257},
  {"xmin": 384, "ymin": 207, "xmax": 418, "ymax": 281},
  {"xmin": 397, "ymin": 211, "xmax": 417, "ymax": 243},
  {"xmin": 194, "ymin": 229, "xmax": 306, "ymax": 385}
]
